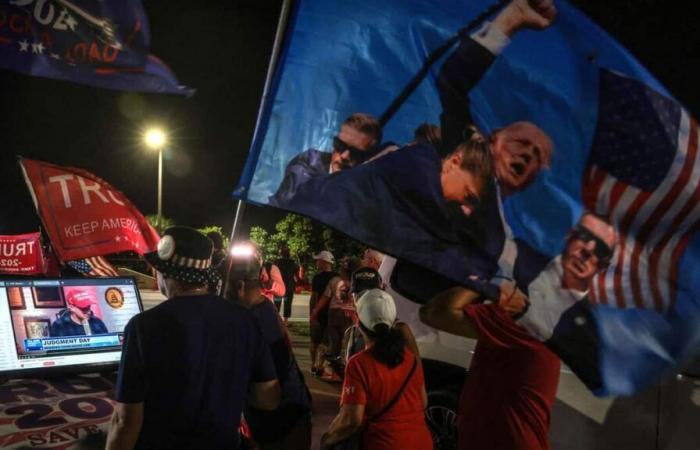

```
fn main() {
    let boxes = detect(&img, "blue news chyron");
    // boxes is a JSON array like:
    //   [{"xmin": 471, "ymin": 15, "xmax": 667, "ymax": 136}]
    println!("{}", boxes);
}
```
[
  {"xmin": 0, "ymin": 276, "xmax": 144, "ymax": 377},
  {"xmin": 24, "ymin": 333, "xmax": 124, "ymax": 353}
]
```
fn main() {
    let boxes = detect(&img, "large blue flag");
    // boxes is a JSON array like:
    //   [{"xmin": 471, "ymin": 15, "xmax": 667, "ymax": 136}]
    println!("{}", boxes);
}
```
[
  {"xmin": 234, "ymin": 0, "xmax": 700, "ymax": 396},
  {"xmin": 0, "ymin": 0, "xmax": 190, "ymax": 94}
]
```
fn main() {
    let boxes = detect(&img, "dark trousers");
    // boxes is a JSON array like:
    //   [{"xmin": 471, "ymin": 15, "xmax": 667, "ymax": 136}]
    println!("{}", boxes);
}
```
[
  {"xmin": 327, "ymin": 309, "xmax": 354, "ymax": 359},
  {"xmin": 282, "ymin": 290, "xmax": 294, "ymax": 319}
]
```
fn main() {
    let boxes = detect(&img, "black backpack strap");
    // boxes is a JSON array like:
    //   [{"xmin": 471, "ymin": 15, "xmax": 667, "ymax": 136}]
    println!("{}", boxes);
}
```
[{"xmin": 370, "ymin": 354, "xmax": 418, "ymax": 423}]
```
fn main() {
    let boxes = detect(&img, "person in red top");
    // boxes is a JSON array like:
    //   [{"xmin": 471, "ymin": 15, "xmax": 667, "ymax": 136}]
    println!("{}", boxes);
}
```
[
  {"xmin": 420, "ymin": 286, "xmax": 560, "ymax": 450},
  {"xmin": 321, "ymin": 289, "xmax": 432, "ymax": 450},
  {"xmin": 260, "ymin": 260, "xmax": 286, "ymax": 302}
]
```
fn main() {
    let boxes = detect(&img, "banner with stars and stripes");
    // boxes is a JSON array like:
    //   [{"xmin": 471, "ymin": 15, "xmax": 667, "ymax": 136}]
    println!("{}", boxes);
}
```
[
  {"xmin": 66, "ymin": 255, "xmax": 119, "ymax": 277},
  {"xmin": 235, "ymin": 0, "xmax": 700, "ymax": 396},
  {"xmin": 0, "ymin": 0, "xmax": 191, "ymax": 94}
]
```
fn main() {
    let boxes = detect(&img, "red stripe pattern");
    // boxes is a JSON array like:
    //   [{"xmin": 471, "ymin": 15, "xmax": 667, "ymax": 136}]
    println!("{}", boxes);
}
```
[{"xmin": 583, "ymin": 114, "xmax": 700, "ymax": 312}]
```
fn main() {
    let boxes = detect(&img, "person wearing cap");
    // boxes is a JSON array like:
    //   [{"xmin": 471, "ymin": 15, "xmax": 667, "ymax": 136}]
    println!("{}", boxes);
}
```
[
  {"xmin": 50, "ymin": 290, "xmax": 108, "ymax": 337},
  {"xmin": 340, "ymin": 267, "xmax": 385, "ymax": 370},
  {"xmin": 224, "ymin": 241, "xmax": 313, "ymax": 450},
  {"xmin": 107, "ymin": 226, "xmax": 280, "ymax": 450},
  {"xmin": 309, "ymin": 250, "xmax": 338, "ymax": 375},
  {"xmin": 321, "ymin": 289, "xmax": 432, "ymax": 450},
  {"xmin": 341, "ymin": 268, "xmax": 421, "ymax": 370}
]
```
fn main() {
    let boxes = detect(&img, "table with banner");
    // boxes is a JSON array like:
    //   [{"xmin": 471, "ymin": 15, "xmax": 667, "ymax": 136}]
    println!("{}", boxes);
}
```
[{"xmin": 0, "ymin": 374, "xmax": 115, "ymax": 449}]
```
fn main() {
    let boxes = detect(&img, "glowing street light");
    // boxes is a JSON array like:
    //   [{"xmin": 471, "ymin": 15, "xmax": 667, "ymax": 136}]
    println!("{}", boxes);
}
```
[
  {"xmin": 143, "ymin": 127, "xmax": 167, "ymax": 227},
  {"xmin": 144, "ymin": 128, "xmax": 166, "ymax": 149}
]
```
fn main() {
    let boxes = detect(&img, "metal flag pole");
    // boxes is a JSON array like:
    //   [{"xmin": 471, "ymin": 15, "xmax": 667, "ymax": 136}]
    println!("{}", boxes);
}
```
[
  {"xmin": 379, "ymin": 0, "xmax": 508, "ymax": 126},
  {"xmin": 224, "ymin": 0, "xmax": 294, "ymax": 294}
]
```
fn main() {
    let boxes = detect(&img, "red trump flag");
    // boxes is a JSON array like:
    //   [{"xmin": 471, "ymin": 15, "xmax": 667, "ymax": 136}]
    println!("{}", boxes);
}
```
[
  {"xmin": 0, "ymin": 232, "xmax": 44, "ymax": 275},
  {"xmin": 19, "ymin": 158, "xmax": 159, "ymax": 262}
]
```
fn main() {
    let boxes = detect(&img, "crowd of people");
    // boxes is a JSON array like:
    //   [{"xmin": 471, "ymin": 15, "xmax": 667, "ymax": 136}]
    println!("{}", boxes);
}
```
[
  {"xmin": 104, "ymin": 225, "xmax": 434, "ymax": 450},
  {"xmin": 101, "ymin": 1, "xmax": 625, "ymax": 450}
]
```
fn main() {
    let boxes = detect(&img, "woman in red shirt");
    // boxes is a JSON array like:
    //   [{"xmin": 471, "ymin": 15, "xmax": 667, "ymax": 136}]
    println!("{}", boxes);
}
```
[{"xmin": 320, "ymin": 289, "xmax": 433, "ymax": 450}]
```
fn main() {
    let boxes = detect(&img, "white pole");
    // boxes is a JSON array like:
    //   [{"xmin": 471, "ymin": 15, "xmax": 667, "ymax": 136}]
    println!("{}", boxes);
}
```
[
  {"xmin": 157, "ymin": 147, "xmax": 163, "ymax": 227},
  {"xmin": 223, "ymin": 0, "xmax": 294, "ymax": 295}
]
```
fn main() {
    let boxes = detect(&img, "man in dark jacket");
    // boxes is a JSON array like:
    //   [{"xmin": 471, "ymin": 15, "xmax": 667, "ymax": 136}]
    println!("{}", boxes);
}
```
[
  {"xmin": 269, "ymin": 113, "xmax": 382, "ymax": 206},
  {"xmin": 50, "ymin": 290, "xmax": 108, "ymax": 337}
]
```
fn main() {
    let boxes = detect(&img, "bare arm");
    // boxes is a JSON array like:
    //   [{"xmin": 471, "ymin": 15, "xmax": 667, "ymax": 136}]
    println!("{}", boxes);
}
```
[
  {"xmin": 311, "ymin": 277, "xmax": 337, "ymax": 320},
  {"xmin": 419, "ymin": 287, "xmax": 482, "ymax": 339},
  {"xmin": 310, "ymin": 294, "xmax": 331, "ymax": 321},
  {"xmin": 320, "ymin": 404, "xmax": 365, "ymax": 450},
  {"xmin": 497, "ymin": 280, "xmax": 529, "ymax": 316},
  {"xmin": 106, "ymin": 402, "xmax": 143, "ymax": 450},
  {"xmin": 249, "ymin": 380, "xmax": 281, "ymax": 411}
]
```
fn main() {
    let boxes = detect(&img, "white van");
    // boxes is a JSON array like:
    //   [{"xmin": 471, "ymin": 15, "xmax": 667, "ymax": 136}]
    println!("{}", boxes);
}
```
[{"xmin": 380, "ymin": 257, "xmax": 700, "ymax": 450}]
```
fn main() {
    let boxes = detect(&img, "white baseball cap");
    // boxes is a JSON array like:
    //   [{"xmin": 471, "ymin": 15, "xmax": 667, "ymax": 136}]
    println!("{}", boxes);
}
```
[
  {"xmin": 356, "ymin": 288, "xmax": 397, "ymax": 331},
  {"xmin": 312, "ymin": 250, "xmax": 335, "ymax": 264}
]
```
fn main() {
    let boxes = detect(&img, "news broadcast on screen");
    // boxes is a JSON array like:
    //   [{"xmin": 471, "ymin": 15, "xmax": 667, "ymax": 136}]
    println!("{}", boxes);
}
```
[{"xmin": 0, "ymin": 277, "xmax": 143, "ymax": 375}]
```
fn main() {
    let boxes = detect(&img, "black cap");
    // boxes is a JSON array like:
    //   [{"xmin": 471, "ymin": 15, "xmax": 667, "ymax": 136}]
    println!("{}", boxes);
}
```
[
  {"xmin": 144, "ymin": 226, "xmax": 221, "ymax": 285},
  {"xmin": 351, "ymin": 267, "xmax": 382, "ymax": 294}
]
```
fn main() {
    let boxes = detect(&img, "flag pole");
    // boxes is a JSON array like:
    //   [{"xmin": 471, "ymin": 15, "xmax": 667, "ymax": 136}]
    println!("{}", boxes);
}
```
[
  {"xmin": 224, "ymin": 0, "xmax": 294, "ymax": 293},
  {"xmin": 379, "ymin": 0, "xmax": 508, "ymax": 126}
]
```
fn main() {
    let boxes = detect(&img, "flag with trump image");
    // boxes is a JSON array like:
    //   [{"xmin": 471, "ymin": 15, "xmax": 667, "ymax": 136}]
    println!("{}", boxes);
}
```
[{"xmin": 234, "ymin": 0, "xmax": 700, "ymax": 395}]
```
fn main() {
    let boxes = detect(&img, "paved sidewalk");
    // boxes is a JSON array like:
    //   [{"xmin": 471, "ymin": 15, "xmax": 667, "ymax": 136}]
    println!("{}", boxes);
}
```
[{"xmin": 289, "ymin": 332, "xmax": 342, "ymax": 449}]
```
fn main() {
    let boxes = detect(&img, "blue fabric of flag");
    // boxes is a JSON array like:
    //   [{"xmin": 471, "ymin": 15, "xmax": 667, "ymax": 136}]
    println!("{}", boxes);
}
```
[
  {"xmin": 590, "ymin": 70, "xmax": 680, "ymax": 191},
  {"xmin": 0, "ymin": 0, "xmax": 190, "ymax": 94},
  {"xmin": 234, "ymin": 0, "xmax": 700, "ymax": 396}
]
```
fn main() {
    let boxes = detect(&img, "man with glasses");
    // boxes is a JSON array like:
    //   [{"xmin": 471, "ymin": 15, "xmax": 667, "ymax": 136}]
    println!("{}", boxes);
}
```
[
  {"xmin": 500, "ymin": 211, "xmax": 617, "ymax": 390},
  {"xmin": 419, "ymin": 211, "xmax": 616, "ymax": 450},
  {"xmin": 500, "ymin": 212, "xmax": 617, "ymax": 341},
  {"xmin": 269, "ymin": 113, "xmax": 382, "ymax": 206}
]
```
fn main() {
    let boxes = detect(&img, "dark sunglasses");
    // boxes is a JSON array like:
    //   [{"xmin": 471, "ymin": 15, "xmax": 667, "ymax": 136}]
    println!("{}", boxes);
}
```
[
  {"xmin": 332, "ymin": 136, "xmax": 369, "ymax": 163},
  {"xmin": 571, "ymin": 225, "xmax": 613, "ymax": 262}
]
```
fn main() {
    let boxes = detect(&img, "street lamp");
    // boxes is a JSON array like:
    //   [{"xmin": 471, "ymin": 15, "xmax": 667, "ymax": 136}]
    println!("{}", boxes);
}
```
[{"xmin": 143, "ymin": 128, "xmax": 167, "ymax": 228}]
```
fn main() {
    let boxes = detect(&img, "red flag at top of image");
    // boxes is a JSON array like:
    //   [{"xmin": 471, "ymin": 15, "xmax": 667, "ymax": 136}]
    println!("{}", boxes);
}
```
[{"xmin": 19, "ymin": 158, "xmax": 159, "ymax": 262}]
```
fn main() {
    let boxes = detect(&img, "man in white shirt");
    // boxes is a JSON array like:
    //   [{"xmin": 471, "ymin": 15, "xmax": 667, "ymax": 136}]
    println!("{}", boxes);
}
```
[{"xmin": 501, "ymin": 212, "xmax": 617, "ymax": 341}]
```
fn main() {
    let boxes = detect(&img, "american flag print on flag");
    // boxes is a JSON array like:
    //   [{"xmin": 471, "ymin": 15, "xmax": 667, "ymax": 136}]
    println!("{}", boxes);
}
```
[
  {"xmin": 583, "ymin": 69, "xmax": 700, "ymax": 313},
  {"xmin": 67, "ymin": 256, "xmax": 119, "ymax": 277}
]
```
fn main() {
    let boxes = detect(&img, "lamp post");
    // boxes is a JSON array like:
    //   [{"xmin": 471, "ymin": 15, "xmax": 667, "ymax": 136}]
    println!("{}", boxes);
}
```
[{"xmin": 144, "ymin": 128, "xmax": 167, "ymax": 228}]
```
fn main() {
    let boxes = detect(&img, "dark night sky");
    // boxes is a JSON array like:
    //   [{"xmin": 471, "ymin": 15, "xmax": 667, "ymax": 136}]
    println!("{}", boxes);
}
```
[{"xmin": 1, "ymin": 0, "xmax": 699, "ymax": 238}]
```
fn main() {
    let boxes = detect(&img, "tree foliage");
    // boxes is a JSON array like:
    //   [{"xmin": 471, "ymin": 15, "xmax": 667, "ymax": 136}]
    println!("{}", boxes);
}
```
[
  {"xmin": 249, "ymin": 213, "xmax": 364, "ymax": 279},
  {"xmin": 197, "ymin": 226, "xmax": 228, "ymax": 249},
  {"xmin": 145, "ymin": 214, "xmax": 176, "ymax": 235}
]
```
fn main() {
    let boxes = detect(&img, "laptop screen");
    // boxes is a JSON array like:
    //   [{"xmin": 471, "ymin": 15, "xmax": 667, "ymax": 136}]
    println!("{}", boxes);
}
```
[{"xmin": 0, "ymin": 277, "xmax": 143, "ymax": 375}]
